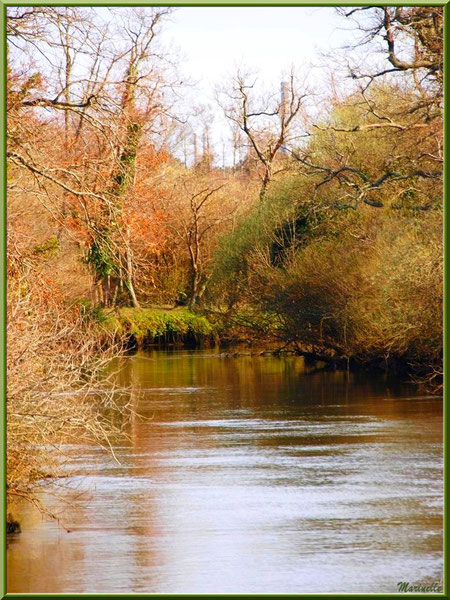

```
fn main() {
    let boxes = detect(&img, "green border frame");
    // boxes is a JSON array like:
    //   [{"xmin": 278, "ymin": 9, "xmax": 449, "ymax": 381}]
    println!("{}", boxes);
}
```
[{"xmin": 0, "ymin": 1, "xmax": 448, "ymax": 598}]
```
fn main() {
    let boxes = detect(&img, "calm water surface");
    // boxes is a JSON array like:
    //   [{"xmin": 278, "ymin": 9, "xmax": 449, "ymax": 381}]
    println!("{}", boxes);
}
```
[{"xmin": 7, "ymin": 349, "xmax": 443, "ymax": 594}]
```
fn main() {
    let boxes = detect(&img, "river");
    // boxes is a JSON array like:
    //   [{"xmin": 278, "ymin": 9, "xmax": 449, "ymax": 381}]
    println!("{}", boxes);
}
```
[{"xmin": 7, "ymin": 349, "xmax": 443, "ymax": 594}]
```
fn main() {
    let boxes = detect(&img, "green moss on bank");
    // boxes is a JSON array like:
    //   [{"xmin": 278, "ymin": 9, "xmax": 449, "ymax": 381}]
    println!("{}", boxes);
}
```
[{"xmin": 97, "ymin": 307, "xmax": 216, "ymax": 347}]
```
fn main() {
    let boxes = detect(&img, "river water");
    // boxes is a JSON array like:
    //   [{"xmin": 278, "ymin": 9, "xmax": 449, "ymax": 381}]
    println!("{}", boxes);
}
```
[{"xmin": 7, "ymin": 349, "xmax": 443, "ymax": 594}]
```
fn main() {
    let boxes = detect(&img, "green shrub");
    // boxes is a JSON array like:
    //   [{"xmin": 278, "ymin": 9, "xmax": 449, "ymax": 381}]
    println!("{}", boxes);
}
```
[
  {"xmin": 95, "ymin": 307, "xmax": 215, "ymax": 346},
  {"xmin": 253, "ymin": 207, "xmax": 442, "ymax": 368}
]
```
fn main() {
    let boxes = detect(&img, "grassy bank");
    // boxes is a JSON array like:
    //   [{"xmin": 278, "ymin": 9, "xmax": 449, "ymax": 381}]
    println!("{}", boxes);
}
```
[{"xmin": 95, "ymin": 307, "xmax": 217, "ymax": 348}]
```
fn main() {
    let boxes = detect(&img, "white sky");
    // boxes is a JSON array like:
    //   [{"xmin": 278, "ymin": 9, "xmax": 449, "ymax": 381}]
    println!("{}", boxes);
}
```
[
  {"xmin": 164, "ymin": 7, "xmax": 348, "ymax": 82},
  {"xmin": 158, "ymin": 7, "xmax": 353, "ymax": 165}
]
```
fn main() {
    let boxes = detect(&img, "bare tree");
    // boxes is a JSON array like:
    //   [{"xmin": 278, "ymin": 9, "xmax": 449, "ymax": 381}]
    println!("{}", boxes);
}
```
[
  {"xmin": 218, "ymin": 68, "xmax": 308, "ymax": 200},
  {"xmin": 87, "ymin": 8, "xmax": 173, "ymax": 308},
  {"xmin": 290, "ymin": 7, "xmax": 443, "ymax": 210},
  {"xmin": 337, "ymin": 6, "xmax": 443, "ymax": 110}
]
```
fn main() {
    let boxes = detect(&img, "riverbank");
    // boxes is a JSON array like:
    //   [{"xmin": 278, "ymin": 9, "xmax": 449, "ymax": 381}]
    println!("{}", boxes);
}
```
[{"xmin": 89, "ymin": 306, "xmax": 440, "ymax": 385}]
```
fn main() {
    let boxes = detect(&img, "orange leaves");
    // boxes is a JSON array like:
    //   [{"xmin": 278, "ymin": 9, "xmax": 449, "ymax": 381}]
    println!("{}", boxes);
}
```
[
  {"xmin": 137, "ymin": 144, "xmax": 170, "ymax": 172},
  {"xmin": 125, "ymin": 205, "xmax": 170, "ymax": 253}
]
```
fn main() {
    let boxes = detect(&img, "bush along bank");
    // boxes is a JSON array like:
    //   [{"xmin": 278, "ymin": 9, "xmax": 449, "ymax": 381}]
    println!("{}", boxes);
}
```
[{"xmin": 209, "ymin": 185, "xmax": 443, "ymax": 391}]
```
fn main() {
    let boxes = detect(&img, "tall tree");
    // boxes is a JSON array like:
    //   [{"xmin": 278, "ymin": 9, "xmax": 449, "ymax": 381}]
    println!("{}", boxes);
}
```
[
  {"xmin": 218, "ymin": 69, "xmax": 308, "ymax": 200},
  {"xmin": 7, "ymin": 7, "xmax": 178, "ymax": 307}
]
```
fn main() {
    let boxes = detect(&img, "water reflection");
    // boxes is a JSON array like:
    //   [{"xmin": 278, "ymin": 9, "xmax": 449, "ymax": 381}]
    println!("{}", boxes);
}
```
[{"xmin": 7, "ymin": 350, "xmax": 443, "ymax": 593}]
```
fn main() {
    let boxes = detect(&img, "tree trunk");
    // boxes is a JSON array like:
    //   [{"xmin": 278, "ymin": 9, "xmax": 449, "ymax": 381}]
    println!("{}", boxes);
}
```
[
  {"xmin": 260, "ymin": 165, "xmax": 272, "ymax": 201},
  {"xmin": 188, "ymin": 269, "xmax": 200, "ymax": 309},
  {"xmin": 188, "ymin": 270, "xmax": 210, "ymax": 309},
  {"xmin": 126, "ymin": 243, "xmax": 140, "ymax": 308}
]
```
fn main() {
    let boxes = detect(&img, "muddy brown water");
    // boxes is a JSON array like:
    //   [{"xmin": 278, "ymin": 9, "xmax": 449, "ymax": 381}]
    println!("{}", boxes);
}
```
[{"xmin": 7, "ymin": 349, "xmax": 443, "ymax": 594}]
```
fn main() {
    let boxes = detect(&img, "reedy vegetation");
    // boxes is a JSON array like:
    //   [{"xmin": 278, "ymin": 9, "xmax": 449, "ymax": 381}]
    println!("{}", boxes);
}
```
[{"xmin": 6, "ymin": 7, "xmax": 443, "ymax": 521}]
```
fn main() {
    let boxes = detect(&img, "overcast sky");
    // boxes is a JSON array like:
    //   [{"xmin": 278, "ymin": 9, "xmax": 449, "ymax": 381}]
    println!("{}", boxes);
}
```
[
  {"xmin": 164, "ymin": 7, "xmax": 348, "ymax": 83},
  {"xmin": 158, "ymin": 7, "xmax": 353, "ymax": 165}
]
